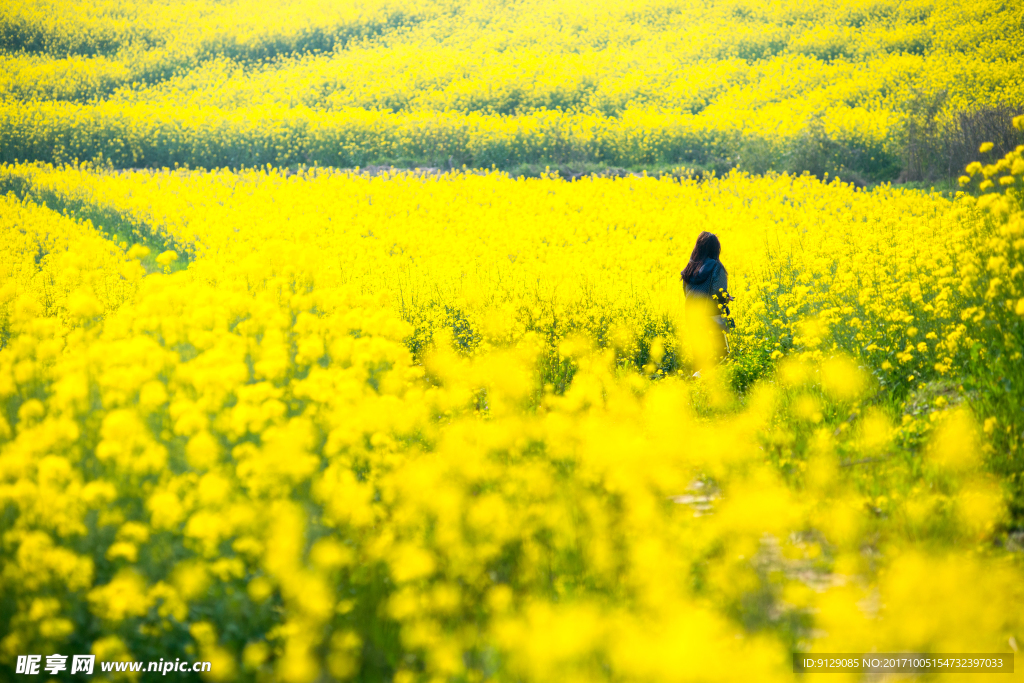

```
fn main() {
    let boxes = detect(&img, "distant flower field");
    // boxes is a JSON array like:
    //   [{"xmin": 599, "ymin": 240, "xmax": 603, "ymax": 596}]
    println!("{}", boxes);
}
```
[
  {"xmin": 0, "ymin": 0, "xmax": 1022, "ymax": 179},
  {"xmin": 3, "ymin": 0, "xmax": 1024, "ymax": 680}
]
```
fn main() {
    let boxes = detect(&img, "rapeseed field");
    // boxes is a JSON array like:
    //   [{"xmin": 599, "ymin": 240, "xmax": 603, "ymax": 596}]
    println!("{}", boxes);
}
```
[
  {"xmin": 1, "ymin": 0, "xmax": 1023, "ymax": 178},
  {"xmin": 2, "ymin": 0, "xmax": 1024, "ymax": 681},
  {"xmin": 3, "ymin": 141, "xmax": 1024, "ymax": 679}
]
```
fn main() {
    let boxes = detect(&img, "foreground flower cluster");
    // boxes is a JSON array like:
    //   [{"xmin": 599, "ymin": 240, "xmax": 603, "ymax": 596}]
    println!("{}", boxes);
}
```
[{"xmin": 1, "ymin": 133, "xmax": 1023, "ymax": 681}]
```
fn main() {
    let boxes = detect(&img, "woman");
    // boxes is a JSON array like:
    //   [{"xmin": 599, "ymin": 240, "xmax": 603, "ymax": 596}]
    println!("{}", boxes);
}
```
[{"xmin": 680, "ymin": 231, "xmax": 733, "ymax": 373}]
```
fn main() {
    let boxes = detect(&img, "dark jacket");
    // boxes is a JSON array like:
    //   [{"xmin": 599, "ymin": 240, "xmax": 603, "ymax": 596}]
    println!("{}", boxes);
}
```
[{"xmin": 683, "ymin": 259, "xmax": 730, "ymax": 316}]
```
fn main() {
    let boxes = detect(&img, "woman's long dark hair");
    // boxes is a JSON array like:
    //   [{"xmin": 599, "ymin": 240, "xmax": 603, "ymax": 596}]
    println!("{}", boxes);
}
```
[{"xmin": 681, "ymin": 231, "xmax": 724, "ymax": 281}]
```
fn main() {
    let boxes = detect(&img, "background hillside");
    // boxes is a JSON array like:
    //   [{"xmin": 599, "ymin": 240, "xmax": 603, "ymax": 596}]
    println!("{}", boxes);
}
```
[{"xmin": 2, "ymin": 0, "xmax": 1022, "ymax": 181}]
